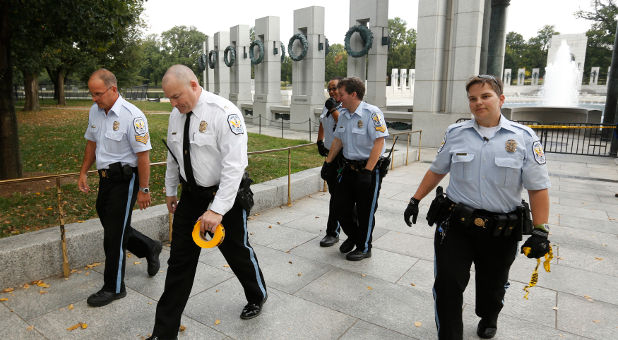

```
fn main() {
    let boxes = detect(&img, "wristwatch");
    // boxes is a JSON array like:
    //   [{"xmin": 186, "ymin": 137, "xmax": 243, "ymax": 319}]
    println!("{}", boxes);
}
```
[{"xmin": 139, "ymin": 187, "xmax": 150, "ymax": 194}]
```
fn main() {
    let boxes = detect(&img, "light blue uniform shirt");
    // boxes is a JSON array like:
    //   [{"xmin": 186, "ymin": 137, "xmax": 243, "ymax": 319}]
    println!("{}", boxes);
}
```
[
  {"xmin": 430, "ymin": 116, "xmax": 550, "ymax": 213},
  {"xmin": 319, "ymin": 102, "xmax": 341, "ymax": 149},
  {"xmin": 333, "ymin": 101, "xmax": 389, "ymax": 160},
  {"xmin": 84, "ymin": 95, "xmax": 152, "ymax": 170}
]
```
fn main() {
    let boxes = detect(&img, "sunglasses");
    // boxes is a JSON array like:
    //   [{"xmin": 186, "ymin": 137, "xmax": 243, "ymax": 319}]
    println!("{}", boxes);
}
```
[{"xmin": 477, "ymin": 74, "xmax": 497, "ymax": 81}]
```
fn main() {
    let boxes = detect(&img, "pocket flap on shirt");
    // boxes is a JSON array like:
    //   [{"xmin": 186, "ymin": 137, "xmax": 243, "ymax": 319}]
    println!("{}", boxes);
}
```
[
  {"xmin": 452, "ymin": 153, "xmax": 474, "ymax": 163},
  {"xmin": 104, "ymin": 131, "xmax": 125, "ymax": 141},
  {"xmin": 495, "ymin": 157, "xmax": 522, "ymax": 169},
  {"xmin": 193, "ymin": 133, "xmax": 216, "ymax": 146}
]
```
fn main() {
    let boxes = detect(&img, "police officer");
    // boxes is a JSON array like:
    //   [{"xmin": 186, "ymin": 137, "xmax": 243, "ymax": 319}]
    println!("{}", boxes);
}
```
[
  {"xmin": 322, "ymin": 77, "xmax": 389, "ymax": 261},
  {"xmin": 148, "ymin": 65, "xmax": 267, "ymax": 340},
  {"xmin": 316, "ymin": 77, "xmax": 344, "ymax": 247},
  {"xmin": 78, "ymin": 68, "xmax": 162, "ymax": 307},
  {"xmin": 403, "ymin": 75, "xmax": 551, "ymax": 339}
]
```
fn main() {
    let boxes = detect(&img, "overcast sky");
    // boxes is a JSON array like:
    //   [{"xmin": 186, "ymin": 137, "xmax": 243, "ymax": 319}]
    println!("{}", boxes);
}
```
[{"xmin": 143, "ymin": 0, "xmax": 595, "ymax": 44}]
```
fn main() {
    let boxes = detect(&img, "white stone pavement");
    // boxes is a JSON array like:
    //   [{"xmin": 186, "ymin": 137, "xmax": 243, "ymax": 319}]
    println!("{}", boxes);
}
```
[{"xmin": 1, "ymin": 124, "xmax": 618, "ymax": 339}]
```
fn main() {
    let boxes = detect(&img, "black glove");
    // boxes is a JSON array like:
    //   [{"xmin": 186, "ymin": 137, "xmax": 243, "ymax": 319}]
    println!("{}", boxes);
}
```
[
  {"xmin": 358, "ymin": 168, "xmax": 372, "ymax": 188},
  {"xmin": 320, "ymin": 161, "xmax": 331, "ymax": 181},
  {"xmin": 317, "ymin": 140, "xmax": 329, "ymax": 157},
  {"xmin": 521, "ymin": 228, "xmax": 550, "ymax": 258},
  {"xmin": 404, "ymin": 197, "xmax": 420, "ymax": 227},
  {"xmin": 325, "ymin": 98, "xmax": 337, "ymax": 116}
]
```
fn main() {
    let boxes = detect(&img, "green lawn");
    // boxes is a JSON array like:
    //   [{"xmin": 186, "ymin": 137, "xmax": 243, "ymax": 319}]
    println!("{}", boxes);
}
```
[{"xmin": 0, "ymin": 103, "xmax": 322, "ymax": 238}]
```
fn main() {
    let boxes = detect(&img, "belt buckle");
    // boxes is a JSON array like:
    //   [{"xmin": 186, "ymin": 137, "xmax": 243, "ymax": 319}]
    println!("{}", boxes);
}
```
[
  {"xmin": 101, "ymin": 170, "xmax": 107, "ymax": 178},
  {"xmin": 474, "ymin": 217, "xmax": 486, "ymax": 228}
]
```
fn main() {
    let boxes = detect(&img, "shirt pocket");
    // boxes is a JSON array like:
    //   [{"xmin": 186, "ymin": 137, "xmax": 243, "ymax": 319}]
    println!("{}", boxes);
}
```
[
  {"xmin": 493, "ymin": 156, "xmax": 523, "ymax": 187},
  {"xmin": 451, "ymin": 153, "xmax": 475, "ymax": 180},
  {"xmin": 104, "ymin": 131, "xmax": 126, "ymax": 154},
  {"xmin": 193, "ymin": 133, "xmax": 217, "ymax": 149}
]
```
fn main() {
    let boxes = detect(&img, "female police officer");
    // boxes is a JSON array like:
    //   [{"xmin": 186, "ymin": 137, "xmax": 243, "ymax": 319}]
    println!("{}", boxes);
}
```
[{"xmin": 403, "ymin": 75, "xmax": 551, "ymax": 339}]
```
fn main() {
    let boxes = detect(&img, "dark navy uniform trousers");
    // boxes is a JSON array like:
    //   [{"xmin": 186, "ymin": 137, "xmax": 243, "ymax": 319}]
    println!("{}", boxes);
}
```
[
  {"xmin": 152, "ymin": 185, "xmax": 267, "ymax": 339},
  {"xmin": 96, "ymin": 172, "xmax": 158, "ymax": 294},
  {"xmin": 433, "ymin": 223, "xmax": 518, "ymax": 340}
]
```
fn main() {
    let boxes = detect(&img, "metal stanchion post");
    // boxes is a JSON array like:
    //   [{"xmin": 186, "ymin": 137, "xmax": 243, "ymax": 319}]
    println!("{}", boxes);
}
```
[
  {"xmin": 287, "ymin": 148, "xmax": 292, "ymax": 206},
  {"xmin": 309, "ymin": 118, "xmax": 311, "ymax": 141},
  {"xmin": 281, "ymin": 119, "xmax": 284, "ymax": 139},
  {"xmin": 406, "ymin": 133, "xmax": 410, "ymax": 165},
  {"xmin": 55, "ymin": 178, "xmax": 70, "ymax": 278}
]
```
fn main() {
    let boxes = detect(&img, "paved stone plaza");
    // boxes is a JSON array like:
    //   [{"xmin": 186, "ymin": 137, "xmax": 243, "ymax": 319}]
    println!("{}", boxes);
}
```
[{"xmin": 1, "ymin": 141, "xmax": 617, "ymax": 339}]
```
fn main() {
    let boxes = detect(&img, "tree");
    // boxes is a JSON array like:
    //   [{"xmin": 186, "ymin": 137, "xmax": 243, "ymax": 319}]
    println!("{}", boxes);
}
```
[
  {"xmin": 387, "ymin": 18, "xmax": 416, "ymax": 84},
  {"xmin": 525, "ymin": 25, "xmax": 559, "ymax": 77},
  {"xmin": 576, "ymin": 0, "xmax": 618, "ymax": 81},
  {"xmin": 504, "ymin": 32, "xmax": 526, "ymax": 77},
  {"xmin": 160, "ymin": 26, "xmax": 207, "ymax": 84},
  {"xmin": 325, "ymin": 43, "xmax": 347, "ymax": 81}
]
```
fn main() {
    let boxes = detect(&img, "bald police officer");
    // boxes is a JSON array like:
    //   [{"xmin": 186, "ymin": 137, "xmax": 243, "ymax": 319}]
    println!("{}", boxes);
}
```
[
  {"xmin": 78, "ymin": 68, "xmax": 162, "ymax": 307},
  {"xmin": 317, "ymin": 77, "xmax": 344, "ymax": 247},
  {"xmin": 148, "ymin": 65, "xmax": 267, "ymax": 340},
  {"xmin": 323, "ymin": 77, "xmax": 389, "ymax": 261},
  {"xmin": 404, "ymin": 75, "xmax": 551, "ymax": 339}
]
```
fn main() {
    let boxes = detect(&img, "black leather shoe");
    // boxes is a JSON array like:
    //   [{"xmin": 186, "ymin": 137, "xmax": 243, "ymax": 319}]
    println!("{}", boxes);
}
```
[
  {"xmin": 147, "ymin": 241, "xmax": 162, "ymax": 277},
  {"xmin": 346, "ymin": 249, "xmax": 371, "ymax": 261},
  {"xmin": 240, "ymin": 295, "xmax": 267, "ymax": 320},
  {"xmin": 87, "ymin": 289, "xmax": 126, "ymax": 307},
  {"xmin": 146, "ymin": 336, "xmax": 177, "ymax": 340},
  {"xmin": 320, "ymin": 235, "xmax": 339, "ymax": 247},
  {"xmin": 339, "ymin": 238, "xmax": 355, "ymax": 253},
  {"xmin": 477, "ymin": 318, "xmax": 497, "ymax": 339}
]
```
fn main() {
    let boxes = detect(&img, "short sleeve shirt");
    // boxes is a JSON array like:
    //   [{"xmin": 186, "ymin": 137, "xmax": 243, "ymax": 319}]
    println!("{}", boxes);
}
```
[
  {"xmin": 333, "ymin": 101, "xmax": 389, "ymax": 160},
  {"xmin": 319, "ymin": 102, "xmax": 341, "ymax": 149},
  {"xmin": 84, "ymin": 95, "xmax": 151, "ymax": 169},
  {"xmin": 430, "ymin": 116, "xmax": 550, "ymax": 213}
]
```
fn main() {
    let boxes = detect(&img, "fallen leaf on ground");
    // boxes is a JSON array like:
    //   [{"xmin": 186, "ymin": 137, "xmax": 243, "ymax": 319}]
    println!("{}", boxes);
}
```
[
  {"xmin": 315, "ymin": 216, "xmax": 319, "ymax": 218},
  {"xmin": 288, "ymin": 261, "xmax": 293, "ymax": 264},
  {"xmin": 361, "ymin": 274, "xmax": 366, "ymax": 277},
  {"xmin": 81, "ymin": 323, "xmax": 87, "ymax": 329},
  {"xmin": 215, "ymin": 289, "xmax": 220, "ymax": 293},
  {"xmin": 127, "ymin": 253, "xmax": 132, "ymax": 258},
  {"xmin": 594, "ymin": 257, "xmax": 603, "ymax": 261},
  {"xmin": 3, "ymin": 288, "xmax": 14, "ymax": 293},
  {"xmin": 268, "ymin": 225, "xmax": 272, "ymax": 229},
  {"xmin": 68, "ymin": 304, "xmax": 74, "ymax": 310},
  {"xmin": 414, "ymin": 321, "xmax": 422, "ymax": 327},
  {"xmin": 410, "ymin": 283, "xmax": 416, "ymax": 286},
  {"xmin": 39, "ymin": 290, "xmax": 48, "ymax": 294},
  {"xmin": 26, "ymin": 325, "xmax": 34, "ymax": 331},
  {"xmin": 297, "ymin": 272, "xmax": 302, "ymax": 276},
  {"xmin": 214, "ymin": 320, "xmax": 221, "ymax": 325},
  {"xmin": 66, "ymin": 323, "xmax": 81, "ymax": 331},
  {"xmin": 37, "ymin": 282, "xmax": 50, "ymax": 288},
  {"xmin": 0, "ymin": 298, "xmax": 8, "ymax": 302},
  {"xmin": 276, "ymin": 222, "xmax": 281, "ymax": 225},
  {"xmin": 584, "ymin": 295, "xmax": 594, "ymax": 302},
  {"xmin": 85, "ymin": 262, "xmax": 101, "ymax": 269},
  {"xmin": 552, "ymin": 306, "xmax": 558, "ymax": 310},
  {"xmin": 22, "ymin": 284, "xmax": 30, "ymax": 289},
  {"xmin": 179, "ymin": 325, "xmax": 186, "ymax": 332},
  {"xmin": 592, "ymin": 320, "xmax": 600, "ymax": 323},
  {"xmin": 134, "ymin": 261, "xmax": 141, "ymax": 265},
  {"xmin": 70, "ymin": 269, "xmax": 78, "ymax": 273},
  {"xmin": 367, "ymin": 286, "xmax": 373, "ymax": 290},
  {"xmin": 223, "ymin": 264, "xmax": 230, "ymax": 268}
]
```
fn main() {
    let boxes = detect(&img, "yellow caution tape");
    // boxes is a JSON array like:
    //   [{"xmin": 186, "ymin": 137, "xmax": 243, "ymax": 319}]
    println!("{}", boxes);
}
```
[
  {"xmin": 523, "ymin": 245, "xmax": 553, "ymax": 299},
  {"xmin": 192, "ymin": 222, "xmax": 225, "ymax": 248},
  {"xmin": 526, "ymin": 125, "xmax": 616, "ymax": 129}
]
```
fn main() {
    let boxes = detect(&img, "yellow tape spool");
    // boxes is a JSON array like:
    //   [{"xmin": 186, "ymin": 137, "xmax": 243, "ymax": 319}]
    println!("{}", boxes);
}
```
[{"xmin": 192, "ymin": 221, "xmax": 225, "ymax": 248}]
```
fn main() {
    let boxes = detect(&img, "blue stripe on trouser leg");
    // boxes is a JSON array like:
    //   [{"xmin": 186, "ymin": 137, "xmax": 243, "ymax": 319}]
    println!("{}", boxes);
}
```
[
  {"xmin": 116, "ymin": 173, "xmax": 135, "ymax": 293},
  {"xmin": 242, "ymin": 209, "xmax": 267, "ymax": 299},
  {"xmin": 362, "ymin": 169, "xmax": 380, "ymax": 253},
  {"xmin": 433, "ymin": 250, "xmax": 441, "ymax": 334}
]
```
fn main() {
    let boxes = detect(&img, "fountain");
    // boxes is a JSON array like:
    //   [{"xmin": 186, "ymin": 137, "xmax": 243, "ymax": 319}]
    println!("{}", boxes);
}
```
[{"xmin": 509, "ymin": 40, "xmax": 589, "ymax": 124}]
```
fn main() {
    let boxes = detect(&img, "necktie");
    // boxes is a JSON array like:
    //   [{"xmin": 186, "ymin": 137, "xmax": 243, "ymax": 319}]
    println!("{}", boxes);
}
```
[{"xmin": 182, "ymin": 111, "xmax": 197, "ymax": 186}]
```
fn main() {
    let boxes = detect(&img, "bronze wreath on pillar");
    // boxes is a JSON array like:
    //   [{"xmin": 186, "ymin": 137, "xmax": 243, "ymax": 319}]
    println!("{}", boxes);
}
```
[
  {"xmin": 344, "ymin": 25, "xmax": 373, "ymax": 57},
  {"xmin": 288, "ymin": 33, "xmax": 308, "ymax": 61}
]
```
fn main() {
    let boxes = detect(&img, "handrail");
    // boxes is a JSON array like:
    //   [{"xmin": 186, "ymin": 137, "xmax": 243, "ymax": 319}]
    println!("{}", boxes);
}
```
[{"xmin": 389, "ymin": 129, "xmax": 423, "ymax": 164}]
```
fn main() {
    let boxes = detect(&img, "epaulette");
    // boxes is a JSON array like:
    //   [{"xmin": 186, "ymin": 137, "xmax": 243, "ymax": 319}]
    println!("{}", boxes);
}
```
[
  {"xmin": 508, "ymin": 121, "xmax": 536, "ymax": 137},
  {"xmin": 120, "ymin": 100, "xmax": 144, "ymax": 117},
  {"xmin": 445, "ymin": 120, "xmax": 470, "ymax": 135}
]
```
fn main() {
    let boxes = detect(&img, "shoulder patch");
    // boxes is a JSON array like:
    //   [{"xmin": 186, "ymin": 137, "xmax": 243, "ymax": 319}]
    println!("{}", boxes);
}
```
[
  {"xmin": 227, "ymin": 114, "xmax": 245, "ymax": 135},
  {"xmin": 133, "ymin": 117, "xmax": 147, "ymax": 135},
  {"xmin": 532, "ymin": 141, "xmax": 546, "ymax": 165},
  {"xmin": 437, "ymin": 133, "xmax": 447, "ymax": 154},
  {"xmin": 371, "ymin": 112, "xmax": 386, "ymax": 132},
  {"xmin": 135, "ymin": 133, "xmax": 149, "ymax": 145}
]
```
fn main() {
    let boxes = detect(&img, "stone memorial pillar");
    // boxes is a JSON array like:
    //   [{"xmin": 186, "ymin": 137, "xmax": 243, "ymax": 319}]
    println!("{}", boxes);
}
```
[
  {"xmin": 347, "ymin": 0, "xmax": 388, "ymax": 109},
  {"xmin": 531, "ymin": 68, "xmax": 540, "ymax": 86},
  {"xmin": 590, "ymin": 66, "xmax": 600, "ymax": 85},
  {"xmin": 253, "ymin": 16, "xmax": 282, "ymax": 124},
  {"xmin": 503, "ymin": 68, "xmax": 511, "ymax": 86},
  {"xmin": 517, "ymin": 68, "xmax": 525, "ymax": 86},
  {"xmin": 290, "ymin": 6, "xmax": 326, "ymax": 127},
  {"xmin": 214, "ymin": 31, "xmax": 230, "ymax": 99},
  {"xmin": 486, "ymin": 0, "xmax": 511, "ymax": 79},
  {"xmin": 203, "ymin": 38, "xmax": 215, "ymax": 92},
  {"xmin": 392, "ymin": 68, "xmax": 399, "ymax": 92},
  {"xmin": 229, "ymin": 25, "xmax": 252, "ymax": 108},
  {"xmin": 412, "ymin": 0, "xmax": 486, "ymax": 147}
]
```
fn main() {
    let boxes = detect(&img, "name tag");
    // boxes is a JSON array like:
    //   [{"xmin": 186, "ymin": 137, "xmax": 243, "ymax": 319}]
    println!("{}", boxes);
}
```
[{"xmin": 456, "ymin": 152, "xmax": 467, "ymax": 156}]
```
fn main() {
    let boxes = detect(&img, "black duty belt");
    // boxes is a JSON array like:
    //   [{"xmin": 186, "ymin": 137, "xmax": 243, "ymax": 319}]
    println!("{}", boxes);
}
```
[
  {"xmin": 180, "ymin": 179, "xmax": 218, "ymax": 195},
  {"xmin": 447, "ymin": 197, "xmax": 523, "ymax": 237},
  {"xmin": 343, "ymin": 158, "xmax": 368, "ymax": 172}
]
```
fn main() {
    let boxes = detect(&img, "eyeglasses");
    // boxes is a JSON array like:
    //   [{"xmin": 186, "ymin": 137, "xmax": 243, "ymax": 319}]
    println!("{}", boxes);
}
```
[
  {"xmin": 328, "ymin": 87, "xmax": 337, "ymax": 91},
  {"xmin": 89, "ymin": 86, "xmax": 112, "ymax": 98}
]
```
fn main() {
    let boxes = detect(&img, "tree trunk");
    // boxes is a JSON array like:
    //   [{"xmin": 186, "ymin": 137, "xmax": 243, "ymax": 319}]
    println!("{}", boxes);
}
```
[
  {"xmin": 23, "ymin": 71, "xmax": 40, "ymax": 111},
  {"xmin": 0, "ymin": 2, "xmax": 23, "ymax": 179},
  {"xmin": 47, "ymin": 66, "xmax": 59, "ymax": 101},
  {"xmin": 56, "ymin": 67, "xmax": 66, "ymax": 106}
]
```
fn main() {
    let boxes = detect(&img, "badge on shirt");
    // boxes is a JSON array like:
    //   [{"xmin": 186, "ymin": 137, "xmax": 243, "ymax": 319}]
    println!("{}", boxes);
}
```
[
  {"xmin": 199, "ymin": 121, "xmax": 207, "ymax": 133},
  {"xmin": 505, "ymin": 139, "xmax": 517, "ymax": 153},
  {"xmin": 357, "ymin": 120, "xmax": 363, "ymax": 128},
  {"xmin": 371, "ymin": 112, "xmax": 386, "ymax": 132},
  {"xmin": 437, "ymin": 133, "xmax": 447, "ymax": 154},
  {"xmin": 133, "ymin": 117, "xmax": 147, "ymax": 135},
  {"xmin": 532, "ymin": 141, "xmax": 546, "ymax": 165},
  {"xmin": 227, "ymin": 114, "xmax": 244, "ymax": 135},
  {"xmin": 113, "ymin": 121, "xmax": 119, "ymax": 131}
]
